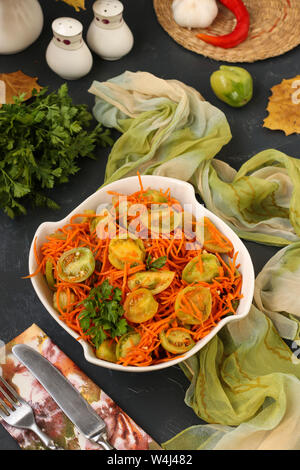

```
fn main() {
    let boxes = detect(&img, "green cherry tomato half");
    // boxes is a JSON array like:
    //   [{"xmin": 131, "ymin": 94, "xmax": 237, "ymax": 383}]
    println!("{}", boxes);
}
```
[
  {"xmin": 141, "ymin": 204, "xmax": 182, "ymax": 234},
  {"xmin": 128, "ymin": 270, "xmax": 175, "ymax": 295},
  {"xmin": 96, "ymin": 339, "xmax": 117, "ymax": 363},
  {"xmin": 116, "ymin": 332, "xmax": 141, "ymax": 360},
  {"xmin": 45, "ymin": 259, "xmax": 56, "ymax": 290},
  {"xmin": 57, "ymin": 247, "xmax": 95, "ymax": 283},
  {"xmin": 108, "ymin": 237, "xmax": 146, "ymax": 270},
  {"xmin": 82, "ymin": 209, "xmax": 96, "ymax": 224},
  {"xmin": 53, "ymin": 290, "xmax": 76, "ymax": 312},
  {"xmin": 143, "ymin": 189, "xmax": 168, "ymax": 203},
  {"xmin": 124, "ymin": 288, "xmax": 158, "ymax": 323},
  {"xmin": 49, "ymin": 231, "xmax": 67, "ymax": 241},
  {"xmin": 196, "ymin": 217, "xmax": 233, "ymax": 254},
  {"xmin": 90, "ymin": 207, "xmax": 113, "ymax": 234},
  {"xmin": 182, "ymin": 253, "xmax": 220, "ymax": 284},
  {"xmin": 159, "ymin": 329, "xmax": 195, "ymax": 354},
  {"xmin": 181, "ymin": 211, "xmax": 196, "ymax": 235},
  {"xmin": 210, "ymin": 65, "xmax": 253, "ymax": 108},
  {"xmin": 175, "ymin": 285, "xmax": 212, "ymax": 325}
]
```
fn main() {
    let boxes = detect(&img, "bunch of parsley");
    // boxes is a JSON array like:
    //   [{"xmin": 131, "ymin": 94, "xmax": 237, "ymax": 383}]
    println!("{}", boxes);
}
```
[
  {"xmin": 0, "ymin": 84, "xmax": 113, "ymax": 218},
  {"xmin": 78, "ymin": 280, "xmax": 129, "ymax": 349}
]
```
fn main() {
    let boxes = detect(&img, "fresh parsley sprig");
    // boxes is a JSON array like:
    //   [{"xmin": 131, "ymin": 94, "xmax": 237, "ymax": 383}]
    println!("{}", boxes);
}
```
[
  {"xmin": 146, "ymin": 254, "xmax": 167, "ymax": 271},
  {"xmin": 0, "ymin": 84, "xmax": 113, "ymax": 218},
  {"xmin": 78, "ymin": 280, "xmax": 129, "ymax": 349}
]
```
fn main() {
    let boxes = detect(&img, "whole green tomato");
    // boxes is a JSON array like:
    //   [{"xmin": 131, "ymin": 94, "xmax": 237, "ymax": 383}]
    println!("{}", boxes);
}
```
[{"xmin": 210, "ymin": 65, "xmax": 253, "ymax": 108}]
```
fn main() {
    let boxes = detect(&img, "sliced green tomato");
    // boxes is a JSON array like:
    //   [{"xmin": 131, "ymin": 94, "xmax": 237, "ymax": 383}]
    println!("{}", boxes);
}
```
[
  {"xmin": 116, "ymin": 332, "xmax": 141, "ymax": 359},
  {"xmin": 141, "ymin": 204, "xmax": 182, "ymax": 234},
  {"xmin": 124, "ymin": 288, "xmax": 158, "ymax": 323},
  {"xmin": 90, "ymin": 216, "xmax": 101, "ymax": 233},
  {"xmin": 182, "ymin": 254, "xmax": 220, "ymax": 284},
  {"xmin": 159, "ymin": 329, "xmax": 195, "ymax": 354},
  {"xmin": 112, "ymin": 195, "xmax": 121, "ymax": 208},
  {"xmin": 231, "ymin": 299, "xmax": 240, "ymax": 312},
  {"xmin": 175, "ymin": 285, "xmax": 212, "ymax": 325},
  {"xmin": 196, "ymin": 217, "xmax": 233, "ymax": 254},
  {"xmin": 89, "ymin": 207, "xmax": 113, "ymax": 234},
  {"xmin": 49, "ymin": 231, "xmax": 67, "ymax": 240},
  {"xmin": 57, "ymin": 247, "xmax": 95, "ymax": 283},
  {"xmin": 143, "ymin": 189, "xmax": 168, "ymax": 203},
  {"xmin": 45, "ymin": 259, "xmax": 56, "ymax": 290},
  {"xmin": 112, "ymin": 196, "xmax": 132, "ymax": 216},
  {"xmin": 53, "ymin": 290, "xmax": 76, "ymax": 312},
  {"xmin": 235, "ymin": 267, "xmax": 241, "ymax": 278},
  {"xmin": 96, "ymin": 339, "xmax": 117, "ymax": 363},
  {"xmin": 128, "ymin": 271, "xmax": 175, "ymax": 295},
  {"xmin": 82, "ymin": 209, "xmax": 96, "ymax": 224},
  {"xmin": 83, "ymin": 209, "xmax": 107, "ymax": 234},
  {"xmin": 108, "ymin": 237, "xmax": 145, "ymax": 270},
  {"xmin": 181, "ymin": 211, "xmax": 196, "ymax": 233}
]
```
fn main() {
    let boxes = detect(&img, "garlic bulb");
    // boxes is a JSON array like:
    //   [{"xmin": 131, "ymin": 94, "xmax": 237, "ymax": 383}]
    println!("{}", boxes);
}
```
[{"xmin": 172, "ymin": 0, "xmax": 218, "ymax": 29}]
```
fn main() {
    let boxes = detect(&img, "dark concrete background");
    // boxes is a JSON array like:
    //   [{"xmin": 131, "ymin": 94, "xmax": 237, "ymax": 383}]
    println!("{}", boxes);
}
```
[{"xmin": 0, "ymin": 0, "xmax": 299, "ymax": 450}]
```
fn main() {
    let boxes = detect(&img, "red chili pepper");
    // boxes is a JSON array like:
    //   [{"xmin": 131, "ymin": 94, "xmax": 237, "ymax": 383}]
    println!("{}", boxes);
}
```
[{"xmin": 196, "ymin": 0, "xmax": 250, "ymax": 49}]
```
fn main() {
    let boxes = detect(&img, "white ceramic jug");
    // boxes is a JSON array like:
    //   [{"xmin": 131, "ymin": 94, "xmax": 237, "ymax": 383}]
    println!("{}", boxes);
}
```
[
  {"xmin": 46, "ymin": 17, "xmax": 93, "ymax": 80},
  {"xmin": 0, "ymin": 0, "xmax": 44, "ymax": 54},
  {"xmin": 87, "ymin": 0, "xmax": 134, "ymax": 61}
]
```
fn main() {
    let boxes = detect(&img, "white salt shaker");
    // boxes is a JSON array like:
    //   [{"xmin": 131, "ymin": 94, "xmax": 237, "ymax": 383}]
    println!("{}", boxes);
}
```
[
  {"xmin": 46, "ymin": 18, "xmax": 93, "ymax": 80},
  {"xmin": 87, "ymin": 0, "xmax": 134, "ymax": 61}
]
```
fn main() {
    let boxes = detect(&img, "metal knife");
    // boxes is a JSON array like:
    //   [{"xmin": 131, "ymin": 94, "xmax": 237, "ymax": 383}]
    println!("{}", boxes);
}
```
[{"xmin": 12, "ymin": 344, "xmax": 113, "ymax": 450}]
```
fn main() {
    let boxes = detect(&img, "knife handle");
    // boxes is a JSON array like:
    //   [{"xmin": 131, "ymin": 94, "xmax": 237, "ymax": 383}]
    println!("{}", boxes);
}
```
[{"xmin": 92, "ymin": 432, "xmax": 114, "ymax": 450}]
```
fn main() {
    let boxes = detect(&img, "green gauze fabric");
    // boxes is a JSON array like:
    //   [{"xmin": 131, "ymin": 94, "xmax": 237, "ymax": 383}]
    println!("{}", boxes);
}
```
[
  {"xmin": 89, "ymin": 72, "xmax": 300, "ymax": 246},
  {"xmin": 195, "ymin": 150, "xmax": 300, "ymax": 246},
  {"xmin": 162, "ymin": 243, "xmax": 300, "ymax": 450},
  {"xmin": 163, "ymin": 306, "xmax": 300, "ymax": 450},
  {"xmin": 88, "ymin": 71, "xmax": 232, "ymax": 184},
  {"xmin": 254, "ymin": 242, "xmax": 300, "ymax": 340}
]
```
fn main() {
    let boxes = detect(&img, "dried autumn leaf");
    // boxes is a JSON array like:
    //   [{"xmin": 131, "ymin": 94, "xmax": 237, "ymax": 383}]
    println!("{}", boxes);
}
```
[
  {"xmin": 264, "ymin": 75, "xmax": 300, "ymax": 136},
  {"xmin": 61, "ymin": 0, "xmax": 86, "ymax": 11},
  {"xmin": 0, "ymin": 71, "xmax": 42, "ymax": 106}
]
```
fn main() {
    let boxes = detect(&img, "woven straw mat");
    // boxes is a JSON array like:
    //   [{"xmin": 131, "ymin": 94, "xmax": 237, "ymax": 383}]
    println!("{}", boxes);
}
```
[{"xmin": 153, "ymin": 0, "xmax": 300, "ymax": 62}]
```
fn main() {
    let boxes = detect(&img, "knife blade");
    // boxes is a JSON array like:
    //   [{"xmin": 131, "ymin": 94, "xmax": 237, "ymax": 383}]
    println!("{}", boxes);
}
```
[{"xmin": 12, "ymin": 344, "xmax": 113, "ymax": 450}]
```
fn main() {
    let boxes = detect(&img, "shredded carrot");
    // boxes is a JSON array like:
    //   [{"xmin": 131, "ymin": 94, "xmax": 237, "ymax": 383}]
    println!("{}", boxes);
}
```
[{"xmin": 137, "ymin": 171, "xmax": 144, "ymax": 192}]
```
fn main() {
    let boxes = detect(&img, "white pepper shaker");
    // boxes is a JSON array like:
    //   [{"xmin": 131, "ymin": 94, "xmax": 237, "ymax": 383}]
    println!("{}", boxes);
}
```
[
  {"xmin": 46, "ymin": 17, "xmax": 93, "ymax": 80},
  {"xmin": 87, "ymin": 0, "xmax": 134, "ymax": 61}
]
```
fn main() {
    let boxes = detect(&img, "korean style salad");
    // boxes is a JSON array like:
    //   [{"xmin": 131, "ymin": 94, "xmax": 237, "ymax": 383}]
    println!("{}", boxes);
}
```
[{"xmin": 30, "ymin": 177, "xmax": 243, "ymax": 367}]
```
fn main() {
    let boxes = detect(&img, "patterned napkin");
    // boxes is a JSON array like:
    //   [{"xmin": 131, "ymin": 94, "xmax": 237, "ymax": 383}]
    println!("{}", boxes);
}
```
[{"xmin": 0, "ymin": 324, "xmax": 161, "ymax": 450}]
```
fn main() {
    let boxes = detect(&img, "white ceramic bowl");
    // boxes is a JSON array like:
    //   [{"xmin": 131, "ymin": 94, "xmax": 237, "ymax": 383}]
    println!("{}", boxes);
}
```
[{"xmin": 29, "ymin": 176, "xmax": 255, "ymax": 372}]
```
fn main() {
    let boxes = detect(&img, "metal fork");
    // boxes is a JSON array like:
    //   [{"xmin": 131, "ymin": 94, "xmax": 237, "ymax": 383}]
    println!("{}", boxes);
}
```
[{"xmin": 0, "ymin": 375, "xmax": 62, "ymax": 450}]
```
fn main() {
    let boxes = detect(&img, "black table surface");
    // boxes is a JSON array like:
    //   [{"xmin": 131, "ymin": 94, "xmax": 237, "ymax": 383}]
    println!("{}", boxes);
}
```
[{"xmin": 0, "ymin": 0, "xmax": 299, "ymax": 451}]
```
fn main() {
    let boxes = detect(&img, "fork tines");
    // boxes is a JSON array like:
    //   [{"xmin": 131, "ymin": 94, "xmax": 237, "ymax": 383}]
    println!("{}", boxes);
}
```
[{"xmin": 0, "ymin": 375, "xmax": 19, "ymax": 415}]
